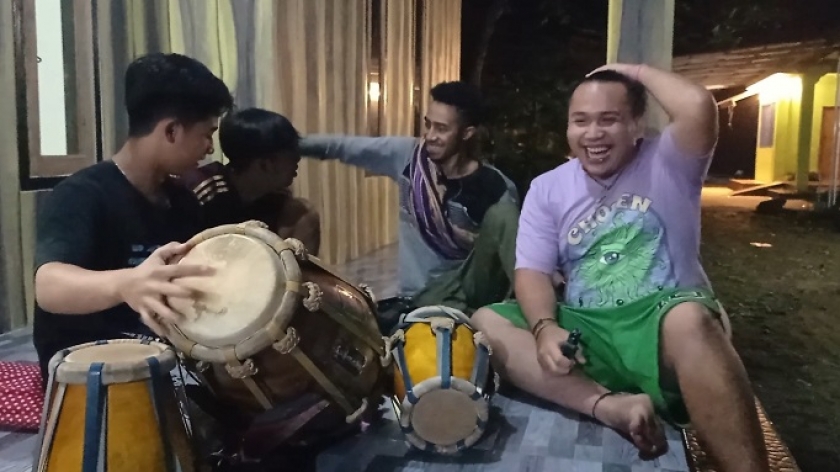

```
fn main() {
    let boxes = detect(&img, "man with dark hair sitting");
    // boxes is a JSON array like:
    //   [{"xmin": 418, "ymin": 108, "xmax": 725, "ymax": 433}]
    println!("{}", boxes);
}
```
[
  {"xmin": 181, "ymin": 107, "xmax": 321, "ymax": 254},
  {"xmin": 299, "ymin": 81, "xmax": 519, "ymax": 325},
  {"xmin": 33, "ymin": 52, "xmax": 233, "ymax": 385}
]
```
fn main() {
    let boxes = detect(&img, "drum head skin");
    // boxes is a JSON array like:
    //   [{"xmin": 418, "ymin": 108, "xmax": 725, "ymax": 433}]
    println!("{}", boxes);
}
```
[
  {"xmin": 64, "ymin": 343, "xmax": 161, "ymax": 364},
  {"xmin": 168, "ymin": 233, "xmax": 288, "ymax": 348},
  {"xmin": 48, "ymin": 339, "xmax": 176, "ymax": 385}
]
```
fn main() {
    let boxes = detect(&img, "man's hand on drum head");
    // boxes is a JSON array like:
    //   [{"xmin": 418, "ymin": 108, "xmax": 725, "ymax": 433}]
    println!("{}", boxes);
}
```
[
  {"xmin": 535, "ymin": 323, "xmax": 586, "ymax": 376},
  {"xmin": 117, "ymin": 242, "xmax": 214, "ymax": 337}
]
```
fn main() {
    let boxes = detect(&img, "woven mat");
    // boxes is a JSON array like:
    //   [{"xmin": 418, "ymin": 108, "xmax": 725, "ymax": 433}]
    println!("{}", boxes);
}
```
[
  {"xmin": 683, "ymin": 399, "xmax": 799, "ymax": 472},
  {"xmin": 0, "ymin": 361, "xmax": 44, "ymax": 432}
]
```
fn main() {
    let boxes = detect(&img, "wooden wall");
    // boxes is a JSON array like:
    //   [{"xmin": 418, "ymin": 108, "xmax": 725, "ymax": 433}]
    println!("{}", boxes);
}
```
[{"xmin": 0, "ymin": 0, "xmax": 463, "ymax": 331}]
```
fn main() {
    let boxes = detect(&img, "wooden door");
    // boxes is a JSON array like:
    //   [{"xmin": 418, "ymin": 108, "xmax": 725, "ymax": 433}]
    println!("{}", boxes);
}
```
[{"xmin": 819, "ymin": 107, "xmax": 839, "ymax": 181}]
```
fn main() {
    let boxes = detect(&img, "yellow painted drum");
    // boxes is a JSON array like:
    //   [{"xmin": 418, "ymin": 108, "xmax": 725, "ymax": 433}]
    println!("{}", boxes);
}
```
[
  {"xmin": 33, "ymin": 339, "xmax": 199, "ymax": 472},
  {"xmin": 388, "ymin": 306, "xmax": 496, "ymax": 455}
]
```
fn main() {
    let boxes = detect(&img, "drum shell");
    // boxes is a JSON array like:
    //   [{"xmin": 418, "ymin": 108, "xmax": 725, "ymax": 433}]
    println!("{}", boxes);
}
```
[
  {"xmin": 387, "ymin": 307, "xmax": 496, "ymax": 455},
  {"xmin": 34, "ymin": 339, "xmax": 199, "ymax": 472},
  {"xmin": 192, "ymin": 258, "xmax": 386, "ymax": 418},
  {"xmin": 393, "ymin": 322, "xmax": 476, "ymax": 401}
]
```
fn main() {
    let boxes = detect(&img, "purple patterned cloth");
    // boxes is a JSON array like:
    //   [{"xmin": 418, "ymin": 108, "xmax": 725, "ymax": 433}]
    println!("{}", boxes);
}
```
[{"xmin": 408, "ymin": 141, "xmax": 473, "ymax": 260}]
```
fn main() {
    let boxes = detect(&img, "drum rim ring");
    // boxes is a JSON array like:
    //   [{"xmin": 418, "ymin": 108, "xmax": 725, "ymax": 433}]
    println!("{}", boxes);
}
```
[
  {"xmin": 165, "ymin": 222, "xmax": 304, "ymax": 363},
  {"xmin": 398, "ymin": 375, "xmax": 490, "ymax": 454},
  {"xmin": 47, "ymin": 338, "xmax": 177, "ymax": 385}
]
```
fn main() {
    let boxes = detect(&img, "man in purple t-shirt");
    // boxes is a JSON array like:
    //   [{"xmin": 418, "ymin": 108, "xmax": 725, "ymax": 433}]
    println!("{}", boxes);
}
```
[{"xmin": 472, "ymin": 65, "xmax": 768, "ymax": 471}]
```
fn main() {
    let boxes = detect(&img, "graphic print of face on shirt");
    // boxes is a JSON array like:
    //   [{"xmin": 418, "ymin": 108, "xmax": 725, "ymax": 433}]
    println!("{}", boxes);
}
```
[{"xmin": 564, "ymin": 193, "xmax": 677, "ymax": 308}]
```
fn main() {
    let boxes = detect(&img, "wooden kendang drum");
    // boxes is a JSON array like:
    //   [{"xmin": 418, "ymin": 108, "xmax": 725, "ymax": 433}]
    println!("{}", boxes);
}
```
[
  {"xmin": 33, "ymin": 339, "xmax": 199, "ymax": 472},
  {"xmin": 165, "ymin": 221, "xmax": 388, "ymax": 454},
  {"xmin": 385, "ymin": 305, "xmax": 497, "ymax": 455}
]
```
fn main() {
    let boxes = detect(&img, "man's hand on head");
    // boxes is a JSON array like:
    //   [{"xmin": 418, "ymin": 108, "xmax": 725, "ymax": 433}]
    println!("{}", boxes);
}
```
[{"xmin": 587, "ymin": 63, "xmax": 643, "ymax": 81}]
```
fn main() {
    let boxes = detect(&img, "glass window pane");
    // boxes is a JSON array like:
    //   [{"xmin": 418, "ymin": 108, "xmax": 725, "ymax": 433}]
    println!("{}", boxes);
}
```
[{"xmin": 34, "ymin": 0, "xmax": 79, "ymax": 156}]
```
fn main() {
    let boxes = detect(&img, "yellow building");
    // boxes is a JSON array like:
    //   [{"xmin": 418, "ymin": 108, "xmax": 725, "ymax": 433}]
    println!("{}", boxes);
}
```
[
  {"xmin": 675, "ymin": 39, "xmax": 840, "ymax": 191},
  {"xmin": 0, "ymin": 0, "xmax": 462, "ymax": 331}
]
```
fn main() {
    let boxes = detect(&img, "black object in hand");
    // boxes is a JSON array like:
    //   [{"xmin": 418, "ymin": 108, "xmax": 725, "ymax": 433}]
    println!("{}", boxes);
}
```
[{"xmin": 560, "ymin": 328, "xmax": 582, "ymax": 360}]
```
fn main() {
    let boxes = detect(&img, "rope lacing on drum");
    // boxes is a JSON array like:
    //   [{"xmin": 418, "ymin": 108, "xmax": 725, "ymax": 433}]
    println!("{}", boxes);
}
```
[
  {"xmin": 224, "ymin": 358, "xmax": 258, "ymax": 379},
  {"xmin": 359, "ymin": 284, "xmax": 376, "ymax": 303},
  {"xmin": 302, "ymin": 282, "xmax": 322, "ymax": 312},
  {"xmin": 236, "ymin": 220, "xmax": 269, "ymax": 230},
  {"xmin": 345, "ymin": 398, "xmax": 368, "ymax": 424},
  {"xmin": 429, "ymin": 317, "xmax": 455, "ymax": 332},
  {"xmin": 472, "ymin": 331, "xmax": 493, "ymax": 355},
  {"xmin": 284, "ymin": 237, "xmax": 308, "ymax": 259},
  {"xmin": 379, "ymin": 329, "xmax": 405, "ymax": 367},
  {"xmin": 273, "ymin": 327, "xmax": 300, "ymax": 354}
]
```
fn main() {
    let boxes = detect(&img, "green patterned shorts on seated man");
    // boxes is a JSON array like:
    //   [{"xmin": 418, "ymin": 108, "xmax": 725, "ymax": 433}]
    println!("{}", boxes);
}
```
[{"xmin": 486, "ymin": 287, "xmax": 722, "ymax": 427}]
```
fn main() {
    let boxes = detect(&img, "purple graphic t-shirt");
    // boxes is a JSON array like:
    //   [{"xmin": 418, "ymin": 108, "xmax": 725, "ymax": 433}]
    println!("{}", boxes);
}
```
[{"xmin": 516, "ymin": 127, "xmax": 714, "ymax": 308}]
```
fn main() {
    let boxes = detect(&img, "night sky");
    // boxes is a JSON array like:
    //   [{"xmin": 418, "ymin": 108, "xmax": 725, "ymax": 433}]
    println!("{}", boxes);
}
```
[{"xmin": 462, "ymin": 0, "xmax": 840, "ymax": 82}]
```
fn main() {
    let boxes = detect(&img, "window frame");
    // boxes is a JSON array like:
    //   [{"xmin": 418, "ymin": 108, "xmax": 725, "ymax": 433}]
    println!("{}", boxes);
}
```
[
  {"xmin": 13, "ymin": 0, "xmax": 102, "ymax": 191},
  {"xmin": 758, "ymin": 103, "xmax": 776, "ymax": 149}
]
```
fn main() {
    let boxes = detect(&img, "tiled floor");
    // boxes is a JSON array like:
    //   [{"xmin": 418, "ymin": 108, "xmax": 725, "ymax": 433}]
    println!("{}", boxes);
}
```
[
  {"xmin": 333, "ymin": 243, "xmax": 400, "ymax": 301},
  {"xmin": 0, "ymin": 244, "xmax": 692, "ymax": 471},
  {"xmin": 318, "ymin": 388, "xmax": 690, "ymax": 472}
]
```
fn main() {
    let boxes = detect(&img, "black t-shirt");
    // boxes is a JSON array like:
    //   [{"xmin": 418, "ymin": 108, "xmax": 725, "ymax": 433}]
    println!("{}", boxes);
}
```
[
  {"xmin": 32, "ymin": 161, "xmax": 202, "ymax": 380},
  {"xmin": 179, "ymin": 161, "xmax": 289, "ymax": 230},
  {"xmin": 402, "ymin": 162, "xmax": 510, "ymax": 225}
]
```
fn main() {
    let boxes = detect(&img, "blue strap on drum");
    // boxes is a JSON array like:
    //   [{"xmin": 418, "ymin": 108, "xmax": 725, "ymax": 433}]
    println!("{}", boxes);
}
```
[
  {"xmin": 436, "ymin": 320, "xmax": 452, "ymax": 390},
  {"xmin": 393, "ymin": 336, "xmax": 417, "ymax": 404},
  {"xmin": 34, "ymin": 339, "xmax": 186, "ymax": 472},
  {"xmin": 146, "ymin": 356, "xmax": 177, "ymax": 472},
  {"xmin": 81, "ymin": 362, "xmax": 105, "ymax": 472}
]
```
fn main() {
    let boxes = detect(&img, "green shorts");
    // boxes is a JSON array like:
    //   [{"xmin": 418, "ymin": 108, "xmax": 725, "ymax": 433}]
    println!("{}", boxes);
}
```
[{"xmin": 487, "ymin": 287, "xmax": 721, "ymax": 427}]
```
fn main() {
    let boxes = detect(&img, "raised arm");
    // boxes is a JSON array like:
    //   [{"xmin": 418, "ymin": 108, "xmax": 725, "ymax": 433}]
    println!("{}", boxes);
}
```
[
  {"xmin": 299, "ymin": 135, "xmax": 419, "ymax": 180},
  {"xmin": 592, "ymin": 63, "xmax": 718, "ymax": 157}
]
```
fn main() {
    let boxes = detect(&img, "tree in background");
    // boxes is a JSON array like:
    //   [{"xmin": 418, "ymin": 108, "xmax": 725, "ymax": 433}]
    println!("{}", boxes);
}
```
[
  {"xmin": 461, "ymin": 0, "xmax": 837, "ymax": 195},
  {"xmin": 462, "ymin": 0, "xmax": 606, "ymax": 195}
]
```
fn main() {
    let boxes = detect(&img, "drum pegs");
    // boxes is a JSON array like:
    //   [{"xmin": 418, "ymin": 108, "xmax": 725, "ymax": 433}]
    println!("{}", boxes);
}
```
[
  {"xmin": 237, "ymin": 220, "xmax": 269, "ymax": 230},
  {"xmin": 473, "ymin": 331, "xmax": 493, "ymax": 355},
  {"xmin": 273, "ymin": 327, "xmax": 301, "ymax": 355},
  {"xmin": 379, "ymin": 337, "xmax": 393, "ymax": 367},
  {"xmin": 302, "ymin": 282, "xmax": 323, "ymax": 311},
  {"xmin": 359, "ymin": 284, "xmax": 377, "ymax": 304},
  {"xmin": 224, "ymin": 358, "xmax": 259, "ymax": 379},
  {"xmin": 380, "ymin": 330, "xmax": 405, "ymax": 367},
  {"xmin": 284, "ymin": 237, "xmax": 309, "ymax": 259},
  {"xmin": 429, "ymin": 316, "xmax": 456, "ymax": 332}
]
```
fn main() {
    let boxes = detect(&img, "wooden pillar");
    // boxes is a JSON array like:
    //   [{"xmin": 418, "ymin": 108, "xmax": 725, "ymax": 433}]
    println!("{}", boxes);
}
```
[
  {"xmin": 796, "ymin": 71, "xmax": 820, "ymax": 192},
  {"xmin": 0, "ymin": 2, "xmax": 26, "ymax": 332},
  {"xmin": 607, "ymin": 0, "xmax": 675, "ymax": 131}
]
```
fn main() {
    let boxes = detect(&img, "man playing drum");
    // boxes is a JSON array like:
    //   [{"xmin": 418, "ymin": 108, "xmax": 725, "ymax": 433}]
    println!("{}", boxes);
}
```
[
  {"xmin": 180, "ymin": 108, "xmax": 322, "ymax": 254},
  {"xmin": 471, "ymin": 65, "xmax": 770, "ymax": 472},
  {"xmin": 299, "ymin": 81, "xmax": 519, "ymax": 323},
  {"xmin": 32, "ymin": 53, "xmax": 232, "ymax": 386}
]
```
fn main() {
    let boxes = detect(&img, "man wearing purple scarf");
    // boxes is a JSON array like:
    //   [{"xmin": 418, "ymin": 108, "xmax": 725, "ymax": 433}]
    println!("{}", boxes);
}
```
[{"xmin": 299, "ymin": 81, "xmax": 519, "ymax": 325}]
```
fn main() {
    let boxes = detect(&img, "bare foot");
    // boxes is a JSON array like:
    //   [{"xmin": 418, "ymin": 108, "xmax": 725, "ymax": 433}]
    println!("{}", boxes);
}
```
[{"xmin": 594, "ymin": 393, "xmax": 667, "ymax": 458}]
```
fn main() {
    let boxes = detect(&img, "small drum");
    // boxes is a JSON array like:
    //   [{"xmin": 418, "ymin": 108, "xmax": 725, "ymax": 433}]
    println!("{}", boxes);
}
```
[
  {"xmin": 165, "ymin": 222, "xmax": 387, "ymax": 451},
  {"xmin": 33, "ymin": 339, "xmax": 199, "ymax": 472},
  {"xmin": 386, "ymin": 305, "xmax": 496, "ymax": 455}
]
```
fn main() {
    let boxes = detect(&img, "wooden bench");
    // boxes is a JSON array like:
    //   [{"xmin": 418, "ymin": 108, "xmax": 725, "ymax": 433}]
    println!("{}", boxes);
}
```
[{"xmin": 682, "ymin": 398, "xmax": 800, "ymax": 472}]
